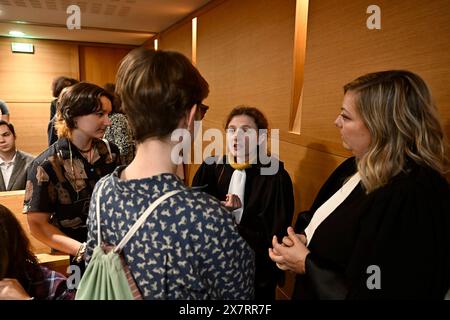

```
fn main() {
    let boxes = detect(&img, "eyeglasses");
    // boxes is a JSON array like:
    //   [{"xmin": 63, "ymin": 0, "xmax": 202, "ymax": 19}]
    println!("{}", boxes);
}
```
[{"xmin": 198, "ymin": 103, "xmax": 209, "ymax": 120}]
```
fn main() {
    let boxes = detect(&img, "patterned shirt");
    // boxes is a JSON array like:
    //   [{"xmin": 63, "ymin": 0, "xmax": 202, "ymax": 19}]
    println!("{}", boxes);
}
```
[
  {"xmin": 86, "ymin": 167, "xmax": 255, "ymax": 300},
  {"xmin": 23, "ymin": 138, "xmax": 121, "ymax": 242},
  {"xmin": 103, "ymin": 113, "xmax": 135, "ymax": 165},
  {"xmin": 26, "ymin": 265, "xmax": 75, "ymax": 300}
]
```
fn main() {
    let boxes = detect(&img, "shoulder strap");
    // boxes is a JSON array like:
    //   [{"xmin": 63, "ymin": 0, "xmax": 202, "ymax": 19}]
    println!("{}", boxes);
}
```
[
  {"xmin": 114, "ymin": 189, "xmax": 182, "ymax": 253},
  {"xmin": 102, "ymin": 138, "xmax": 112, "ymax": 159},
  {"xmin": 95, "ymin": 178, "xmax": 183, "ymax": 250},
  {"xmin": 95, "ymin": 178, "xmax": 109, "ymax": 246}
]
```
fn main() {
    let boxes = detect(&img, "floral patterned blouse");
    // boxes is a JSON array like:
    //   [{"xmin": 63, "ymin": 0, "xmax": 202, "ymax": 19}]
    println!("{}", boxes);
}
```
[
  {"xmin": 23, "ymin": 138, "xmax": 121, "ymax": 243},
  {"xmin": 103, "ymin": 113, "xmax": 135, "ymax": 165}
]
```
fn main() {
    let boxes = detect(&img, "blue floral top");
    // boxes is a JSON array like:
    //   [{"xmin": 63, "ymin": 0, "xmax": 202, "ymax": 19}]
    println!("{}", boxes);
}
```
[{"xmin": 85, "ymin": 167, "xmax": 255, "ymax": 300}]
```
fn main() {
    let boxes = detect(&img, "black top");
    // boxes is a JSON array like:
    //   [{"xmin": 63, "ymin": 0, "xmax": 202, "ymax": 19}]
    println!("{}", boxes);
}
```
[
  {"xmin": 192, "ymin": 156, "xmax": 294, "ymax": 292},
  {"xmin": 23, "ymin": 138, "xmax": 121, "ymax": 242},
  {"xmin": 47, "ymin": 116, "xmax": 58, "ymax": 147},
  {"xmin": 294, "ymin": 157, "xmax": 450, "ymax": 299},
  {"xmin": 0, "ymin": 100, "xmax": 9, "ymax": 115},
  {"xmin": 50, "ymin": 99, "xmax": 57, "ymax": 120}
]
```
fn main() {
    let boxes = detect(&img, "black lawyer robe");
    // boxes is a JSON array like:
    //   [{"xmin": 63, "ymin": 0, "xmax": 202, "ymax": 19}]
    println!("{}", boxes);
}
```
[
  {"xmin": 192, "ymin": 156, "xmax": 294, "ymax": 297},
  {"xmin": 294, "ymin": 157, "xmax": 450, "ymax": 299}
]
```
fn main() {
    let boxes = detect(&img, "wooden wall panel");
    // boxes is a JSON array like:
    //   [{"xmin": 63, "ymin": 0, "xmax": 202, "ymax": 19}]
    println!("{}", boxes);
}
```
[
  {"xmin": 0, "ymin": 190, "xmax": 50, "ymax": 254},
  {"xmin": 300, "ymin": 0, "xmax": 450, "ymax": 143},
  {"xmin": 170, "ymin": 0, "xmax": 450, "ymax": 299},
  {"xmin": 0, "ymin": 37, "xmax": 79, "ymax": 103},
  {"xmin": 79, "ymin": 46, "xmax": 132, "ymax": 86},
  {"xmin": 8, "ymin": 102, "xmax": 48, "ymax": 156},
  {"xmin": 0, "ymin": 37, "xmax": 79, "ymax": 156},
  {"xmin": 159, "ymin": 20, "xmax": 192, "ymax": 60},
  {"xmin": 197, "ymin": 0, "xmax": 296, "ymax": 132}
]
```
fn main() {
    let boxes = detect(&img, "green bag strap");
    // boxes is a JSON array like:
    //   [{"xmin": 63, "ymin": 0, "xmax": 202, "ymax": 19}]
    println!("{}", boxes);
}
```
[{"xmin": 95, "ymin": 178, "xmax": 182, "ymax": 252}]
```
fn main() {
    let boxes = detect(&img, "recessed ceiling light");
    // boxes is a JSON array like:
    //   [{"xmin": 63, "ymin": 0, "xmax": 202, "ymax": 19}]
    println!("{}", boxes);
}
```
[{"xmin": 9, "ymin": 30, "xmax": 26, "ymax": 37}]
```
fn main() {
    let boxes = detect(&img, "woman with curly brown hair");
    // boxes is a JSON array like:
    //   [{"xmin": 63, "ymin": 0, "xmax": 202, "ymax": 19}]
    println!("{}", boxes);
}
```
[{"xmin": 193, "ymin": 106, "xmax": 294, "ymax": 300}]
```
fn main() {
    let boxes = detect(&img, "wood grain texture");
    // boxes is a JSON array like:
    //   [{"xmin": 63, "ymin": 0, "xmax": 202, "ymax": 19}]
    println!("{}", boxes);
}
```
[
  {"xmin": 79, "ymin": 45, "xmax": 132, "ymax": 86},
  {"xmin": 196, "ymin": 0, "xmax": 296, "ymax": 133},
  {"xmin": 0, "ymin": 190, "xmax": 51, "ymax": 254},
  {"xmin": 300, "ymin": 0, "xmax": 450, "ymax": 143},
  {"xmin": 0, "ymin": 37, "xmax": 79, "ymax": 103},
  {"xmin": 8, "ymin": 102, "xmax": 49, "ymax": 156},
  {"xmin": 159, "ymin": 20, "xmax": 192, "ymax": 60}
]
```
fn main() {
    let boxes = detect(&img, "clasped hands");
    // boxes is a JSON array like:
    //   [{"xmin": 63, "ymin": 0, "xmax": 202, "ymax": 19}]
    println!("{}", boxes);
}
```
[{"xmin": 268, "ymin": 227, "xmax": 310, "ymax": 274}]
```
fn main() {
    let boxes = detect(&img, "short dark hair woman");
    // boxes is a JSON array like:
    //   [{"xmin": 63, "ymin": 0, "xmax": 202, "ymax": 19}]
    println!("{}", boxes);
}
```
[{"xmin": 24, "ymin": 82, "xmax": 121, "ymax": 270}]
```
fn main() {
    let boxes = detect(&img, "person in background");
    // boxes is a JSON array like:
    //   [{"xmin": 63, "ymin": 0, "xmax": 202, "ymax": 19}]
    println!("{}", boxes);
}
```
[
  {"xmin": 24, "ymin": 82, "xmax": 120, "ymax": 271},
  {"xmin": 192, "ymin": 106, "xmax": 294, "ymax": 300},
  {"xmin": 269, "ymin": 70, "xmax": 450, "ymax": 299},
  {"xmin": 48, "ymin": 77, "xmax": 79, "ymax": 146},
  {"xmin": 0, "ymin": 120, "xmax": 34, "ymax": 191},
  {"xmin": 103, "ymin": 83, "xmax": 135, "ymax": 165},
  {"xmin": 50, "ymin": 76, "xmax": 79, "ymax": 120},
  {"xmin": 85, "ymin": 48, "xmax": 255, "ymax": 299},
  {"xmin": 0, "ymin": 204, "xmax": 75, "ymax": 300},
  {"xmin": 0, "ymin": 100, "xmax": 10, "ymax": 122}
]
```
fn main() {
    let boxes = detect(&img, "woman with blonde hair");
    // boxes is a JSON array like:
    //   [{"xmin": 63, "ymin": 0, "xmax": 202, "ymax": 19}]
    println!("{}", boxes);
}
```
[{"xmin": 270, "ymin": 70, "xmax": 450, "ymax": 299}]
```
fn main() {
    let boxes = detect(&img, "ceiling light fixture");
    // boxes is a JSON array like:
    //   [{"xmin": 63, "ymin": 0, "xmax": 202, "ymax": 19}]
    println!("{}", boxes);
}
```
[
  {"xmin": 11, "ymin": 42, "xmax": 34, "ymax": 54},
  {"xmin": 9, "ymin": 30, "xmax": 26, "ymax": 37}
]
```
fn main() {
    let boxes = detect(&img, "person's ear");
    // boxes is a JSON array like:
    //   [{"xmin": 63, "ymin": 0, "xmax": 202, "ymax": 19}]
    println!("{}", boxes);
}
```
[
  {"xmin": 186, "ymin": 104, "xmax": 198, "ymax": 130},
  {"xmin": 258, "ymin": 130, "xmax": 267, "ymax": 146}
]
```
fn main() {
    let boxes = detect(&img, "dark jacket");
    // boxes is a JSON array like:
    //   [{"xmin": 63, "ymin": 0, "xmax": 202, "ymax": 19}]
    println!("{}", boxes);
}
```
[
  {"xmin": 294, "ymin": 157, "xmax": 450, "ymax": 299},
  {"xmin": 0, "ymin": 150, "xmax": 34, "ymax": 191}
]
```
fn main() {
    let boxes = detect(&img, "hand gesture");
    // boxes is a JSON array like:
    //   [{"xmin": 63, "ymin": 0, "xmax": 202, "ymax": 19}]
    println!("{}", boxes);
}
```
[{"xmin": 220, "ymin": 194, "xmax": 242, "ymax": 211}]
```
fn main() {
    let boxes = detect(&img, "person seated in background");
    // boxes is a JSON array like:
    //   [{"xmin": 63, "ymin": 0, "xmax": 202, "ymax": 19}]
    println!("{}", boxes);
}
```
[
  {"xmin": 48, "ymin": 77, "xmax": 79, "ymax": 146},
  {"xmin": 103, "ymin": 83, "xmax": 135, "ymax": 165},
  {"xmin": 0, "ymin": 120, "xmax": 34, "ymax": 191},
  {"xmin": 0, "ymin": 204, "xmax": 75, "ymax": 300},
  {"xmin": 269, "ymin": 70, "xmax": 450, "ymax": 299},
  {"xmin": 192, "ymin": 106, "xmax": 294, "ymax": 300},
  {"xmin": 85, "ymin": 47, "xmax": 255, "ymax": 299},
  {"xmin": 0, "ymin": 100, "xmax": 10, "ymax": 122},
  {"xmin": 24, "ymin": 82, "xmax": 121, "ymax": 272}
]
